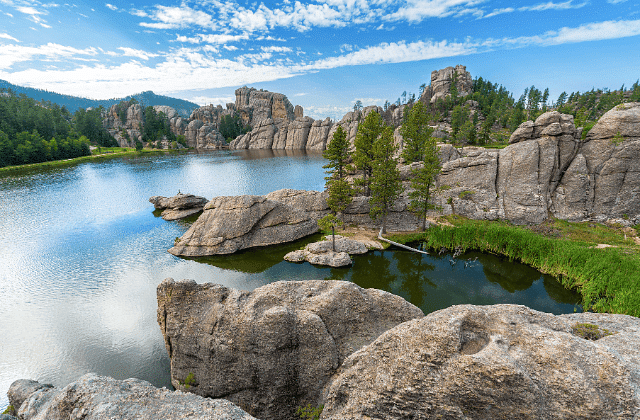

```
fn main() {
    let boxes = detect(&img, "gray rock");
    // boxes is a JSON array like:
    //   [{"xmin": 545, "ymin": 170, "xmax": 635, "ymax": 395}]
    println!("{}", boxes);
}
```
[
  {"xmin": 11, "ymin": 374, "xmax": 256, "ymax": 420},
  {"xmin": 168, "ymin": 190, "xmax": 328, "ymax": 256},
  {"xmin": 509, "ymin": 120, "xmax": 534, "ymax": 144},
  {"xmin": 157, "ymin": 279, "xmax": 424, "ymax": 420},
  {"xmin": 285, "ymin": 117, "xmax": 314, "ymax": 149},
  {"xmin": 7, "ymin": 379, "xmax": 53, "ymax": 415},
  {"xmin": 149, "ymin": 193, "xmax": 208, "ymax": 221},
  {"xmin": 586, "ymin": 102, "xmax": 640, "ymax": 140},
  {"xmin": 284, "ymin": 237, "xmax": 371, "ymax": 267},
  {"xmin": 306, "ymin": 251, "xmax": 352, "ymax": 267},
  {"xmin": 421, "ymin": 65, "xmax": 473, "ymax": 104},
  {"xmin": 306, "ymin": 118, "xmax": 333, "ymax": 150},
  {"xmin": 322, "ymin": 304, "xmax": 640, "ymax": 420},
  {"xmin": 0, "ymin": 415, "xmax": 18, "ymax": 420}
]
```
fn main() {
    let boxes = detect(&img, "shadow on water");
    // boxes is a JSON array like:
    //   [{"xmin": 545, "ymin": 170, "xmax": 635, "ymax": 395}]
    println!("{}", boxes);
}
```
[{"xmin": 182, "ymin": 234, "xmax": 583, "ymax": 316}]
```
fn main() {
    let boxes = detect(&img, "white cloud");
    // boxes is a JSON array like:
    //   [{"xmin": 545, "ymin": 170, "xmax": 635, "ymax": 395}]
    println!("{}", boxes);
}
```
[
  {"xmin": 384, "ymin": 0, "xmax": 484, "ymax": 23},
  {"xmin": 607, "ymin": 0, "xmax": 628, "ymax": 3},
  {"xmin": 139, "ymin": 5, "xmax": 215, "ymax": 30},
  {"xmin": 105, "ymin": 3, "xmax": 117, "ymax": 11},
  {"xmin": 303, "ymin": 39, "xmax": 475, "ymax": 70},
  {"xmin": 199, "ymin": 33, "xmax": 250, "ymax": 44},
  {"xmin": 117, "ymin": 47, "xmax": 159, "ymax": 60},
  {"xmin": 261, "ymin": 46, "xmax": 292, "ymax": 53},
  {"xmin": 542, "ymin": 19, "xmax": 640, "ymax": 44},
  {"xmin": 482, "ymin": 7, "xmax": 514, "ymax": 18},
  {"xmin": 16, "ymin": 6, "xmax": 41, "ymax": 15},
  {"xmin": 0, "ymin": 43, "xmax": 97, "ymax": 69},
  {"xmin": 0, "ymin": 32, "xmax": 19, "ymax": 42},
  {"xmin": 520, "ymin": 1, "xmax": 587, "ymax": 12},
  {"xmin": 223, "ymin": 45, "xmax": 238, "ymax": 51},
  {"xmin": 190, "ymin": 95, "xmax": 235, "ymax": 106}
]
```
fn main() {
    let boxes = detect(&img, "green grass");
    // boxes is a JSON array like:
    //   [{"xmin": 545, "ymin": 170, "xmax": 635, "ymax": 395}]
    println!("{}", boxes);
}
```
[
  {"xmin": 388, "ymin": 216, "xmax": 640, "ymax": 316},
  {"xmin": 0, "ymin": 147, "xmax": 189, "ymax": 173}
]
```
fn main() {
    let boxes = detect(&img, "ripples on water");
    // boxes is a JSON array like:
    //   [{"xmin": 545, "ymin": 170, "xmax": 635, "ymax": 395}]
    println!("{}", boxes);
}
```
[{"xmin": 0, "ymin": 150, "xmax": 581, "ymax": 409}]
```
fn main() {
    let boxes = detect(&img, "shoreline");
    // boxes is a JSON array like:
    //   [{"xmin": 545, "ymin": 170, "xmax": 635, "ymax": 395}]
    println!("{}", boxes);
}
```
[
  {"xmin": 385, "ymin": 215, "xmax": 640, "ymax": 316},
  {"xmin": 0, "ymin": 147, "xmax": 191, "ymax": 174}
]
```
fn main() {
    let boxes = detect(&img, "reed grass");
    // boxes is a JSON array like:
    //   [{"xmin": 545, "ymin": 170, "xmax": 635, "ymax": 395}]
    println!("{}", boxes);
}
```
[{"xmin": 389, "ymin": 217, "xmax": 640, "ymax": 316}]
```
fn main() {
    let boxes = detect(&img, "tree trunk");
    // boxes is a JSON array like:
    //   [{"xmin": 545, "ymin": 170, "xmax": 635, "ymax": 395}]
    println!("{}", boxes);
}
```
[{"xmin": 332, "ymin": 225, "xmax": 335, "ymax": 252}]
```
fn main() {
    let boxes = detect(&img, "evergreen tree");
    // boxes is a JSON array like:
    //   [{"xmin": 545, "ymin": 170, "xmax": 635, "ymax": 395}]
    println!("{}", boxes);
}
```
[
  {"xmin": 323, "ymin": 125, "xmax": 350, "ymax": 180},
  {"xmin": 353, "ymin": 110, "xmax": 384, "ymax": 196},
  {"xmin": 369, "ymin": 126, "xmax": 402, "ymax": 234},
  {"xmin": 408, "ymin": 136, "xmax": 441, "ymax": 231},
  {"xmin": 400, "ymin": 102, "xmax": 433, "ymax": 164}
]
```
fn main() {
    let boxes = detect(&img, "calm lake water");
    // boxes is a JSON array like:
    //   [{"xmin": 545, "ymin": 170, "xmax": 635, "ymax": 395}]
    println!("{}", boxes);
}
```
[{"xmin": 0, "ymin": 150, "xmax": 581, "ymax": 409}]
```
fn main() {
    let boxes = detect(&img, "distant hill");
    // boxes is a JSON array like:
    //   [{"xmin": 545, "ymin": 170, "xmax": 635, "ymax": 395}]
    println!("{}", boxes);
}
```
[{"xmin": 0, "ymin": 80, "xmax": 200, "ymax": 118}]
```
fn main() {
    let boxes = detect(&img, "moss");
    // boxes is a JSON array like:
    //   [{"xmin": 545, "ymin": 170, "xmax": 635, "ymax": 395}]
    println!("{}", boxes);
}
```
[
  {"xmin": 458, "ymin": 190, "xmax": 474, "ymax": 199},
  {"xmin": 572, "ymin": 323, "xmax": 613, "ymax": 340},
  {"xmin": 2, "ymin": 405, "xmax": 15, "ymax": 415},
  {"xmin": 297, "ymin": 404, "xmax": 324, "ymax": 420},
  {"xmin": 182, "ymin": 372, "xmax": 196, "ymax": 389}
]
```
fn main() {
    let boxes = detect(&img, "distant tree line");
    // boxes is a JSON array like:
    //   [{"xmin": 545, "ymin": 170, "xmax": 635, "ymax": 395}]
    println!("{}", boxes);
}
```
[{"xmin": 0, "ymin": 90, "xmax": 96, "ymax": 167}]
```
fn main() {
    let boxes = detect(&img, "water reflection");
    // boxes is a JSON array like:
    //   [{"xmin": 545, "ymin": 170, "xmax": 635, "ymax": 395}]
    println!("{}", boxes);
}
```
[{"xmin": 0, "ymin": 150, "xmax": 581, "ymax": 411}]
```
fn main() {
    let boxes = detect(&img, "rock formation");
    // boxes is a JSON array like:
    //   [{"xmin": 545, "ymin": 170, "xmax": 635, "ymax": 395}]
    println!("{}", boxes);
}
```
[
  {"xmin": 156, "ymin": 279, "xmax": 424, "ymax": 420},
  {"xmin": 7, "ymin": 374, "xmax": 256, "ymax": 420},
  {"xmin": 149, "ymin": 193, "xmax": 208, "ymax": 221},
  {"xmin": 420, "ymin": 64, "xmax": 473, "ymax": 104},
  {"xmin": 168, "ymin": 189, "xmax": 329, "ymax": 257},
  {"xmin": 284, "ymin": 236, "xmax": 375, "ymax": 267},
  {"xmin": 321, "ymin": 304, "xmax": 640, "ymax": 419},
  {"xmin": 429, "ymin": 106, "xmax": 640, "ymax": 225}
]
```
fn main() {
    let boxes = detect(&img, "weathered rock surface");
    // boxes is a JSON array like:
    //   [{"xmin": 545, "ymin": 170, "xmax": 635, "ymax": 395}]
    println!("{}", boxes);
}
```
[
  {"xmin": 8, "ymin": 374, "xmax": 256, "ymax": 420},
  {"xmin": 149, "ymin": 193, "xmax": 208, "ymax": 221},
  {"xmin": 321, "ymin": 304, "xmax": 640, "ymax": 420},
  {"xmin": 420, "ymin": 64, "xmax": 473, "ymax": 105},
  {"xmin": 157, "ymin": 279, "xmax": 424, "ymax": 420},
  {"xmin": 284, "ymin": 237, "xmax": 371, "ymax": 267},
  {"xmin": 168, "ymin": 189, "xmax": 328, "ymax": 256}
]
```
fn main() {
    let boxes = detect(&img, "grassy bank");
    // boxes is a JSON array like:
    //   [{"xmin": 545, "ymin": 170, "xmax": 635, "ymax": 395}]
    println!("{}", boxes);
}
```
[
  {"xmin": 388, "ymin": 216, "xmax": 640, "ymax": 317},
  {"xmin": 0, "ymin": 147, "xmax": 189, "ymax": 173}
]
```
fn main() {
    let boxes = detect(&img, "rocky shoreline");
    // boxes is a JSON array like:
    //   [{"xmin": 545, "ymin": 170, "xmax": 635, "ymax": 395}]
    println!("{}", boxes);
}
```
[{"xmin": 8, "ymin": 280, "xmax": 640, "ymax": 419}]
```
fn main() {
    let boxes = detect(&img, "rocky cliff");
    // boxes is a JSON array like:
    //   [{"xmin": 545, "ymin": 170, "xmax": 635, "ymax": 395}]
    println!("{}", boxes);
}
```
[
  {"xmin": 430, "ymin": 105, "xmax": 640, "ymax": 225},
  {"xmin": 419, "ymin": 64, "xmax": 473, "ymax": 104}
]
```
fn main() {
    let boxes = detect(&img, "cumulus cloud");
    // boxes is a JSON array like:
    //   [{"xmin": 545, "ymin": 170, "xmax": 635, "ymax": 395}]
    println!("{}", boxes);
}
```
[
  {"xmin": 139, "ymin": 5, "xmax": 215, "ymax": 29},
  {"xmin": 190, "ymin": 95, "xmax": 235, "ymax": 106},
  {"xmin": 105, "ymin": 3, "xmax": 117, "ymax": 11}
]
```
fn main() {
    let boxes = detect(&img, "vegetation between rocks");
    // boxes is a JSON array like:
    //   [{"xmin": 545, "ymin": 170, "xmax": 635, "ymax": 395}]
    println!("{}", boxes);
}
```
[
  {"xmin": 388, "ymin": 216, "xmax": 640, "ymax": 316},
  {"xmin": 572, "ymin": 322, "xmax": 614, "ymax": 340}
]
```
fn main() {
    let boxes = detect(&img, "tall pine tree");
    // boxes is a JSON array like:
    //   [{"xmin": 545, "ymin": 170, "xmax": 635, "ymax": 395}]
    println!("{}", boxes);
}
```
[
  {"xmin": 408, "ymin": 137, "xmax": 441, "ymax": 231},
  {"xmin": 400, "ymin": 102, "xmax": 433, "ymax": 164},
  {"xmin": 369, "ymin": 126, "xmax": 402, "ymax": 234},
  {"xmin": 353, "ymin": 110, "xmax": 384, "ymax": 196}
]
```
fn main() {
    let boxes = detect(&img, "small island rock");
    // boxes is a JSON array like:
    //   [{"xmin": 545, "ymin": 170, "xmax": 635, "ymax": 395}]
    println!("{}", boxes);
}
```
[{"xmin": 149, "ymin": 193, "xmax": 208, "ymax": 221}]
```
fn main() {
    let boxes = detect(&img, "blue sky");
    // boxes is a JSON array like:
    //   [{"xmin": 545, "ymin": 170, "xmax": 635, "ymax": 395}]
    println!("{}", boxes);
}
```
[{"xmin": 0, "ymin": 0, "xmax": 639, "ymax": 119}]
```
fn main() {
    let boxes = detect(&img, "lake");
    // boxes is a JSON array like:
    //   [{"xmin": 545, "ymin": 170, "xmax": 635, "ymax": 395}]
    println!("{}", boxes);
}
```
[{"xmin": 0, "ymin": 150, "xmax": 581, "ymax": 410}]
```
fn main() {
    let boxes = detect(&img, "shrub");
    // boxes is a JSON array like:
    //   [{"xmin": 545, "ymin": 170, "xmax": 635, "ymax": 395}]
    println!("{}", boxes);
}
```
[
  {"xmin": 297, "ymin": 404, "xmax": 323, "ymax": 420},
  {"xmin": 572, "ymin": 323, "xmax": 613, "ymax": 340}
]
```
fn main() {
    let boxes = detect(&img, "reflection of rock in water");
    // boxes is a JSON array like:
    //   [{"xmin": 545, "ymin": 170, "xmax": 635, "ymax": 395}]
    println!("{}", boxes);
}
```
[
  {"xmin": 392, "ymin": 251, "xmax": 437, "ymax": 309},
  {"xmin": 480, "ymin": 253, "xmax": 541, "ymax": 292}
]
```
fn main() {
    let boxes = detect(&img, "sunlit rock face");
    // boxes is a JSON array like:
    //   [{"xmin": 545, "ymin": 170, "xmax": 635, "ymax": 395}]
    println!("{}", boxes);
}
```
[{"xmin": 156, "ymin": 279, "xmax": 424, "ymax": 420}]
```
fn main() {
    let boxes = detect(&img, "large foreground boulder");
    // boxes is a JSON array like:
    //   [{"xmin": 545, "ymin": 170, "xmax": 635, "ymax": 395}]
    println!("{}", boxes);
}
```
[
  {"xmin": 321, "ymin": 304, "xmax": 640, "ymax": 419},
  {"xmin": 157, "ymin": 279, "xmax": 424, "ymax": 420},
  {"xmin": 168, "ymin": 189, "xmax": 328, "ymax": 256},
  {"xmin": 7, "ymin": 373, "xmax": 256, "ymax": 420}
]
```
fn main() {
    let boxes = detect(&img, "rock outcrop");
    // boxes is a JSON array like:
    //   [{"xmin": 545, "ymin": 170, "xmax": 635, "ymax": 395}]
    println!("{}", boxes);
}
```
[
  {"xmin": 168, "ymin": 189, "xmax": 329, "ymax": 257},
  {"xmin": 284, "ymin": 236, "xmax": 374, "ymax": 267},
  {"xmin": 7, "ymin": 374, "xmax": 256, "ymax": 420},
  {"xmin": 157, "ymin": 279, "xmax": 424, "ymax": 420},
  {"xmin": 321, "ymin": 304, "xmax": 640, "ymax": 419},
  {"xmin": 429, "ymin": 106, "xmax": 640, "ymax": 225},
  {"xmin": 420, "ymin": 64, "xmax": 473, "ymax": 104},
  {"xmin": 149, "ymin": 193, "xmax": 208, "ymax": 221}
]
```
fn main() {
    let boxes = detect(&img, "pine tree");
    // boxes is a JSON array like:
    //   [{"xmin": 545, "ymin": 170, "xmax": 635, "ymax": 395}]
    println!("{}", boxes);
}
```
[
  {"xmin": 369, "ymin": 126, "xmax": 402, "ymax": 234},
  {"xmin": 353, "ymin": 110, "xmax": 384, "ymax": 196},
  {"xmin": 408, "ymin": 136, "xmax": 441, "ymax": 231},
  {"xmin": 400, "ymin": 102, "xmax": 433, "ymax": 164},
  {"xmin": 323, "ymin": 125, "xmax": 350, "ymax": 180}
]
